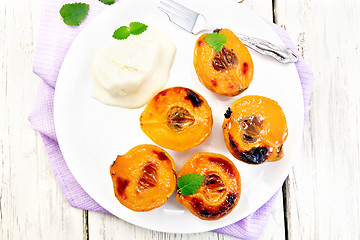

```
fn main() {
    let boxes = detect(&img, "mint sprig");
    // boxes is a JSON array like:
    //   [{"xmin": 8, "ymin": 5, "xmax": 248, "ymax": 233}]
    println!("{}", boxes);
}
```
[
  {"xmin": 129, "ymin": 22, "xmax": 148, "ymax": 35},
  {"xmin": 177, "ymin": 174, "xmax": 205, "ymax": 196},
  {"xmin": 113, "ymin": 22, "xmax": 148, "ymax": 40},
  {"xmin": 113, "ymin": 26, "xmax": 131, "ymax": 40},
  {"xmin": 60, "ymin": 3, "xmax": 89, "ymax": 26},
  {"xmin": 99, "ymin": 0, "xmax": 115, "ymax": 5},
  {"xmin": 204, "ymin": 32, "xmax": 227, "ymax": 51}
]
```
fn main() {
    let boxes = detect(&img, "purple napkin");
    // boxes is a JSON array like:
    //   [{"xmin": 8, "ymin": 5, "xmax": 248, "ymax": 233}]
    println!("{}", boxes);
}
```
[{"xmin": 29, "ymin": 0, "xmax": 313, "ymax": 239}]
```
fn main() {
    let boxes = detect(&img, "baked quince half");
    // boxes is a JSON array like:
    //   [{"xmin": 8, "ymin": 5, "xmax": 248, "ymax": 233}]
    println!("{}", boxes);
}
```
[
  {"xmin": 194, "ymin": 28, "xmax": 254, "ymax": 96},
  {"xmin": 223, "ymin": 95, "xmax": 288, "ymax": 164},
  {"xmin": 140, "ymin": 87, "xmax": 213, "ymax": 151},
  {"xmin": 110, "ymin": 144, "xmax": 176, "ymax": 212},
  {"xmin": 176, "ymin": 152, "xmax": 241, "ymax": 220}
]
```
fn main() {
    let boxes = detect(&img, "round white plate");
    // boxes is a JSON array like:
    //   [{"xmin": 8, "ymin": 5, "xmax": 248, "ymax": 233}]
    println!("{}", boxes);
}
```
[{"xmin": 54, "ymin": 0, "xmax": 304, "ymax": 234}]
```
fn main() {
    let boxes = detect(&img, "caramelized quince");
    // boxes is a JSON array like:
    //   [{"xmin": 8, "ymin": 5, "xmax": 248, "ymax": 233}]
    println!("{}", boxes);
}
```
[
  {"xmin": 194, "ymin": 28, "xmax": 254, "ymax": 96},
  {"xmin": 176, "ymin": 152, "xmax": 241, "ymax": 220},
  {"xmin": 223, "ymin": 95, "xmax": 288, "ymax": 164},
  {"xmin": 110, "ymin": 144, "xmax": 176, "ymax": 212},
  {"xmin": 140, "ymin": 87, "xmax": 213, "ymax": 151}
]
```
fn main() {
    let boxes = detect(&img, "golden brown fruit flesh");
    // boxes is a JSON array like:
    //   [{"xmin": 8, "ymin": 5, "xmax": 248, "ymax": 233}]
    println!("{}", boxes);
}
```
[
  {"xmin": 176, "ymin": 152, "xmax": 241, "ymax": 220},
  {"xmin": 223, "ymin": 95, "xmax": 288, "ymax": 164},
  {"xmin": 110, "ymin": 144, "xmax": 177, "ymax": 212},
  {"xmin": 194, "ymin": 28, "xmax": 254, "ymax": 96},
  {"xmin": 140, "ymin": 87, "xmax": 213, "ymax": 151}
]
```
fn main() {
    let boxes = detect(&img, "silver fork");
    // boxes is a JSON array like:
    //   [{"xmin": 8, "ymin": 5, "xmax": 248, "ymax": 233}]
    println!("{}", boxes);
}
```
[{"xmin": 159, "ymin": 0, "xmax": 298, "ymax": 63}]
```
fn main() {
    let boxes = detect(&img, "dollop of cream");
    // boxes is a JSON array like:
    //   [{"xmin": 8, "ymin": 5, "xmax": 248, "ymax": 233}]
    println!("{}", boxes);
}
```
[{"xmin": 91, "ymin": 27, "xmax": 176, "ymax": 108}]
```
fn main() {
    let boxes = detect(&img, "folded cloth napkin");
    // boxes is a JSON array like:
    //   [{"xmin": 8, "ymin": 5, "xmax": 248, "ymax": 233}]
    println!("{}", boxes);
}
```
[{"xmin": 29, "ymin": 0, "xmax": 313, "ymax": 239}]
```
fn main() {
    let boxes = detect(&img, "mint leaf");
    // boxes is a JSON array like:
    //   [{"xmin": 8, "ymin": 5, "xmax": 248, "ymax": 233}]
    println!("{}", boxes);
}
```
[
  {"xmin": 129, "ymin": 22, "xmax": 148, "ymax": 35},
  {"xmin": 113, "ymin": 22, "xmax": 148, "ymax": 40},
  {"xmin": 99, "ymin": 0, "xmax": 115, "ymax": 5},
  {"xmin": 177, "ymin": 174, "xmax": 204, "ymax": 196},
  {"xmin": 113, "ymin": 26, "xmax": 130, "ymax": 40},
  {"xmin": 60, "ymin": 3, "xmax": 89, "ymax": 26},
  {"xmin": 204, "ymin": 32, "xmax": 227, "ymax": 51}
]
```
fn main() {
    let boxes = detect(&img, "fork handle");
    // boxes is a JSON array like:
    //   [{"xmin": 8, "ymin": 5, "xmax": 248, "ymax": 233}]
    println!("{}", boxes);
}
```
[
  {"xmin": 236, "ymin": 33, "xmax": 298, "ymax": 63},
  {"xmin": 196, "ymin": 17, "xmax": 298, "ymax": 63}
]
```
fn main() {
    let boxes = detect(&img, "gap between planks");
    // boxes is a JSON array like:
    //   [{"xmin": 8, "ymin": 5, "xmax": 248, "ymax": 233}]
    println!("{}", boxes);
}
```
[
  {"xmin": 282, "ymin": 179, "xmax": 290, "ymax": 240},
  {"xmin": 83, "ymin": 210, "xmax": 89, "ymax": 240},
  {"xmin": 272, "ymin": 0, "xmax": 290, "ymax": 240}
]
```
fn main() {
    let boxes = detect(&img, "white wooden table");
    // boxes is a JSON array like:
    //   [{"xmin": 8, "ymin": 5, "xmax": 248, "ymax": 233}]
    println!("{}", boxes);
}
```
[{"xmin": 1, "ymin": 0, "xmax": 360, "ymax": 239}]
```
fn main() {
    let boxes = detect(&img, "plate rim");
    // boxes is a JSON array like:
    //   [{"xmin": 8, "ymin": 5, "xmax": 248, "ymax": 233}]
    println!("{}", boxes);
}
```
[{"xmin": 53, "ymin": 0, "xmax": 304, "ymax": 233}]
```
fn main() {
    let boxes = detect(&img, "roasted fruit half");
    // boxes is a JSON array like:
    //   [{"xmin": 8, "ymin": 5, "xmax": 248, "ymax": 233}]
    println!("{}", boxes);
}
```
[
  {"xmin": 110, "ymin": 144, "xmax": 177, "ymax": 212},
  {"xmin": 194, "ymin": 28, "xmax": 254, "ymax": 96},
  {"xmin": 223, "ymin": 95, "xmax": 288, "ymax": 164},
  {"xmin": 176, "ymin": 152, "xmax": 241, "ymax": 220},
  {"xmin": 140, "ymin": 87, "xmax": 213, "ymax": 151}
]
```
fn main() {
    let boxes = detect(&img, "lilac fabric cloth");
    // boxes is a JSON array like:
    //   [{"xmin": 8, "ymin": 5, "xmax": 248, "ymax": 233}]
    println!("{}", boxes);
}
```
[{"xmin": 29, "ymin": 0, "xmax": 313, "ymax": 239}]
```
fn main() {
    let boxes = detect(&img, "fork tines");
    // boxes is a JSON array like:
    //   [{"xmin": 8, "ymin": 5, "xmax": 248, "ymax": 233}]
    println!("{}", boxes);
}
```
[{"xmin": 158, "ymin": 0, "xmax": 199, "ymax": 33}]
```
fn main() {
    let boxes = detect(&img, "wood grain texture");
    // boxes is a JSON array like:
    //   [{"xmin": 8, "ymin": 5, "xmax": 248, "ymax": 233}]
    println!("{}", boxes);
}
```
[
  {"xmin": 0, "ymin": 0, "xmax": 85, "ymax": 239},
  {"xmin": 275, "ymin": 0, "xmax": 360, "ymax": 239},
  {"xmin": 0, "ymin": 0, "xmax": 292, "ymax": 239}
]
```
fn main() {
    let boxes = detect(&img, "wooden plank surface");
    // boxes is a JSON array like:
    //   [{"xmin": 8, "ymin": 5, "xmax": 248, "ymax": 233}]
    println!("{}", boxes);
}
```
[
  {"xmin": 5, "ymin": 0, "xmax": 360, "ymax": 239},
  {"xmin": 0, "ymin": 0, "xmax": 285, "ymax": 239},
  {"xmin": 275, "ymin": 0, "xmax": 360, "ymax": 239},
  {"xmin": 0, "ymin": 0, "xmax": 85, "ymax": 239}
]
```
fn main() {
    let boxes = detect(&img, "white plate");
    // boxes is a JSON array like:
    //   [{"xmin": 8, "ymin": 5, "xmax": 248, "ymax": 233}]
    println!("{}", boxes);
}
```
[{"xmin": 54, "ymin": 0, "xmax": 304, "ymax": 234}]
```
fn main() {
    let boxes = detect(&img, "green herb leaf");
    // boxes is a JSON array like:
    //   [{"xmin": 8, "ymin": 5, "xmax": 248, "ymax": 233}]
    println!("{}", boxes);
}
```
[
  {"xmin": 204, "ymin": 32, "xmax": 227, "ymax": 51},
  {"xmin": 177, "ymin": 174, "xmax": 205, "ymax": 196},
  {"xmin": 60, "ymin": 3, "xmax": 89, "ymax": 26},
  {"xmin": 99, "ymin": 0, "xmax": 115, "ymax": 5},
  {"xmin": 113, "ymin": 26, "xmax": 130, "ymax": 40},
  {"xmin": 129, "ymin": 22, "xmax": 148, "ymax": 35},
  {"xmin": 113, "ymin": 22, "xmax": 148, "ymax": 40}
]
